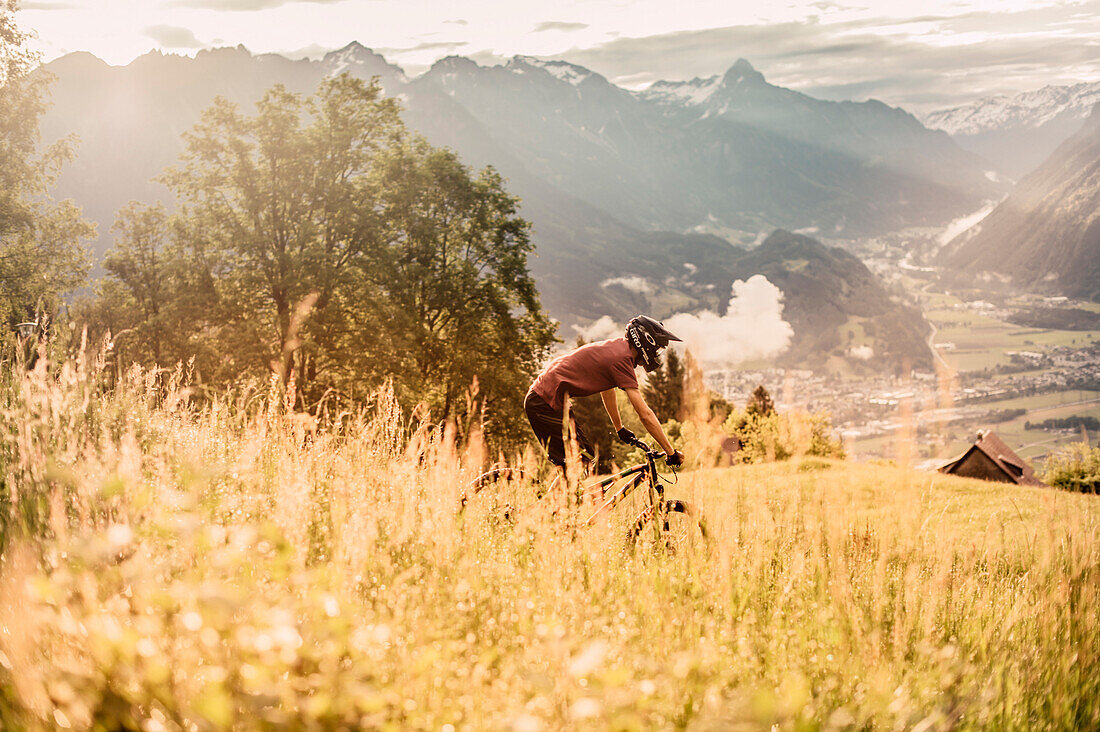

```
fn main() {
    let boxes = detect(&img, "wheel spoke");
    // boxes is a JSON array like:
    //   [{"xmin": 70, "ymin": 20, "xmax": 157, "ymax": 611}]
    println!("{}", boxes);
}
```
[{"xmin": 627, "ymin": 500, "xmax": 708, "ymax": 553}]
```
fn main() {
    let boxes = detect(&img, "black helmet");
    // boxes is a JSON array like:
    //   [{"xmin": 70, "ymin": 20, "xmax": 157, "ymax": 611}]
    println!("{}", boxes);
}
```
[{"xmin": 625, "ymin": 315, "xmax": 682, "ymax": 372}]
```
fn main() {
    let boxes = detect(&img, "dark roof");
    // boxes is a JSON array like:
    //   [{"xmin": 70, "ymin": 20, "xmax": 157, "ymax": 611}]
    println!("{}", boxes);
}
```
[{"xmin": 939, "ymin": 430, "xmax": 1046, "ymax": 486}]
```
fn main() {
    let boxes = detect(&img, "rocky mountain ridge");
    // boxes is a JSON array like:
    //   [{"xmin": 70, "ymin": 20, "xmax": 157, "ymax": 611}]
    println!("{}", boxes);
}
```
[
  {"xmin": 405, "ymin": 50, "xmax": 1000, "ymax": 239},
  {"xmin": 923, "ymin": 81, "xmax": 1100, "ymax": 179},
  {"xmin": 939, "ymin": 103, "xmax": 1100, "ymax": 302},
  {"xmin": 925, "ymin": 81, "xmax": 1100, "ymax": 137}
]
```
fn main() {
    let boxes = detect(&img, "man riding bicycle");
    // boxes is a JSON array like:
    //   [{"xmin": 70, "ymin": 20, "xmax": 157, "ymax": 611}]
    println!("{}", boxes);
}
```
[{"xmin": 525, "ymin": 315, "xmax": 685, "ymax": 471}]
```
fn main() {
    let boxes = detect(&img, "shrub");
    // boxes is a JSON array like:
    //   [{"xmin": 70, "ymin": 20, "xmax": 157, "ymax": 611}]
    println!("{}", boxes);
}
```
[
  {"xmin": 1042, "ymin": 442, "xmax": 1100, "ymax": 494},
  {"xmin": 722, "ymin": 409, "xmax": 845, "ymax": 464}
]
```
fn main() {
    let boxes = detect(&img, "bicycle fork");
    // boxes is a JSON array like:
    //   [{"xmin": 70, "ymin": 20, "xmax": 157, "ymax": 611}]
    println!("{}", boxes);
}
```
[{"xmin": 648, "ymin": 466, "xmax": 668, "ymax": 546}]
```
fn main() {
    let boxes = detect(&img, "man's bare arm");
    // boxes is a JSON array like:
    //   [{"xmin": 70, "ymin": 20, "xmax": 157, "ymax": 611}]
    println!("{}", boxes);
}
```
[
  {"xmin": 600, "ymin": 389, "xmax": 622, "ymax": 429},
  {"xmin": 624, "ymin": 387, "xmax": 675, "ymax": 454}
]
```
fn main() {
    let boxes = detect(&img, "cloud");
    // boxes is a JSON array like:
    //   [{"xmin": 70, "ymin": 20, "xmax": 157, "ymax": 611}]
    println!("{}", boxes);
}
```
[
  {"xmin": 573, "ymin": 316, "xmax": 620, "ymax": 343},
  {"xmin": 375, "ymin": 40, "xmax": 469, "ymax": 55},
  {"xmin": 443, "ymin": 19, "xmax": 468, "ymax": 26},
  {"xmin": 282, "ymin": 43, "xmax": 333, "ymax": 60},
  {"xmin": 601, "ymin": 275, "xmax": 652, "ymax": 294},
  {"xmin": 534, "ymin": 21, "xmax": 589, "ymax": 33},
  {"xmin": 664, "ymin": 275, "xmax": 793, "ymax": 366},
  {"xmin": 170, "ymin": 0, "xmax": 344, "ymax": 9},
  {"xmin": 848, "ymin": 345, "xmax": 874, "ymax": 360},
  {"xmin": 552, "ymin": 3, "xmax": 1100, "ymax": 113},
  {"xmin": 18, "ymin": 1, "xmax": 76, "ymax": 9},
  {"xmin": 144, "ymin": 25, "xmax": 205, "ymax": 50}
]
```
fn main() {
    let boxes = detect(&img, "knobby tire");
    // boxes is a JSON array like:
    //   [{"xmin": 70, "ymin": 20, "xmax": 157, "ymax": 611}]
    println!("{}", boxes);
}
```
[{"xmin": 627, "ymin": 499, "xmax": 708, "ymax": 553}]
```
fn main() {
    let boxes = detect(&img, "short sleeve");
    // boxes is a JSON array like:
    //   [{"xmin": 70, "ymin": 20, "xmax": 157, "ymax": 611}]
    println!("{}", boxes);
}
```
[{"xmin": 610, "ymin": 358, "xmax": 638, "ymax": 391}]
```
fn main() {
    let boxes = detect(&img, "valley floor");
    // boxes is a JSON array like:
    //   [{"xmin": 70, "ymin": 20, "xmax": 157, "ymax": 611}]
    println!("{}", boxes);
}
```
[{"xmin": 710, "ymin": 262, "xmax": 1100, "ymax": 471}]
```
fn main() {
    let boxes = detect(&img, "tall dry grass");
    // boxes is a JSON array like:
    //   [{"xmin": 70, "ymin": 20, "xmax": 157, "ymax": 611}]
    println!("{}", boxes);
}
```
[{"xmin": 0, "ymin": 343, "xmax": 1097, "ymax": 730}]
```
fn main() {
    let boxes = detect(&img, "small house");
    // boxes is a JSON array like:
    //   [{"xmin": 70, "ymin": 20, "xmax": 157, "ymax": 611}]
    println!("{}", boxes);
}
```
[{"xmin": 938, "ymin": 430, "xmax": 1046, "ymax": 486}]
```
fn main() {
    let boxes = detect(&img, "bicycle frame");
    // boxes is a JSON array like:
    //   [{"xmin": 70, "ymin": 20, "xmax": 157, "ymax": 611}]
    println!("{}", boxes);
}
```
[
  {"xmin": 462, "ymin": 441, "xmax": 703, "ymax": 552},
  {"xmin": 583, "ymin": 450, "xmax": 665, "ymax": 527},
  {"xmin": 463, "ymin": 442, "xmax": 676, "ymax": 536}
]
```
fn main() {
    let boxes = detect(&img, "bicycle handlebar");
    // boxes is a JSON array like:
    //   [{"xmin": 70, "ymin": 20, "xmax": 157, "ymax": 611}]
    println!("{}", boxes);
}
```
[{"xmin": 625, "ymin": 435, "xmax": 669, "ymax": 460}]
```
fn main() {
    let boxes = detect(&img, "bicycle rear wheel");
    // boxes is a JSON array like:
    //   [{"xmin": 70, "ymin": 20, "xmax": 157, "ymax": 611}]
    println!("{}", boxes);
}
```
[
  {"xmin": 626, "ymin": 499, "xmax": 708, "ymax": 553},
  {"xmin": 460, "ymin": 467, "xmax": 525, "ymax": 510},
  {"xmin": 459, "ymin": 467, "xmax": 550, "ymax": 521}
]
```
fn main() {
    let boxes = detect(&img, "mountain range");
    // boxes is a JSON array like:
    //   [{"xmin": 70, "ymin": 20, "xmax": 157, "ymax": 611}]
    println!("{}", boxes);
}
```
[
  {"xmin": 939, "ymin": 104, "xmax": 1100, "ymax": 301},
  {"xmin": 35, "ymin": 43, "xmax": 1006, "ymax": 370},
  {"xmin": 923, "ymin": 81, "xmax": 1100, "ymax": 180},
  {"xmin": 408, "ymin": 53, "xmax": 1000, "ymax": 240},
  {"xmin": 39, "ymin": 43, "xmax": 1005, "ymax": 247}
]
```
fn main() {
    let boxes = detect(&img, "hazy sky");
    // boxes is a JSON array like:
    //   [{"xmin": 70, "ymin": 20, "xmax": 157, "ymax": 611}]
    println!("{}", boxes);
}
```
[{"xmin": 16, "ymin": 0, "xmax": 1100, "ymax": 112}]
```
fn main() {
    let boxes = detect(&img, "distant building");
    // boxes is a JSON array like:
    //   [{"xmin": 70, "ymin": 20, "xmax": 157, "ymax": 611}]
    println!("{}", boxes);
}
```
[{"xmin": 938, "ymin": 430, "xmax": 1046, "ymax": 486}]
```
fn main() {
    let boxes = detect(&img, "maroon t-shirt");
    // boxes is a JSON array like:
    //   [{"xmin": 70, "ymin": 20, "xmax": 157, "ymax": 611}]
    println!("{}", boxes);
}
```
[{"xmin": 530, "ymin": 337, "xmax": 639, "ymax": 410}]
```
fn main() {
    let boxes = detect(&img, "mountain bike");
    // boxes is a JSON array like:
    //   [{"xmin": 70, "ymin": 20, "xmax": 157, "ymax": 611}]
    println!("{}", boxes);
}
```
[{"xmin": 460, "ymin": 436, "xmax": 708, "ymax": 552}]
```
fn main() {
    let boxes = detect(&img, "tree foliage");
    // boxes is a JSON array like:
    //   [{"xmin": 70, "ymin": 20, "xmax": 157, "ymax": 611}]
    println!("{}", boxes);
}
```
[
  {"xmin": 0, "ymin": 1, "xmax": 93, "ymax": 330},
  {"xmin": 1042, "ymin": 442, "xmax": 1100, "ymax": 494},
  {"xmin": 746, "ymin": 384, "xmax": 775, "ymax": 417},
  {"xmin": 91, "ymin": 75, "xmax": 556, "ymax": 444},
  {"xmin": 92, "ymin": 202, "xmax": 199, "ymax": 366},
  {"xmin": 724, "ymin": 394, "xmax": 844, "ymax": 464}
]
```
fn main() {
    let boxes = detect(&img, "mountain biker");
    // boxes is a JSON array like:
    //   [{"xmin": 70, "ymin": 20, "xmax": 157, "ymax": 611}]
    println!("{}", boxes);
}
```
[{"xmin": 525, "ymin": 315, "xmax": 685, "ymax": 472}]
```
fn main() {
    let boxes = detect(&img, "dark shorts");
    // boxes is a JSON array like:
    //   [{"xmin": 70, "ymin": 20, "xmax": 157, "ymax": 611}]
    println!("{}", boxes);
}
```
[{"xmin": 524, "ymin": 391, "xmax": 594, "ymax": 467}]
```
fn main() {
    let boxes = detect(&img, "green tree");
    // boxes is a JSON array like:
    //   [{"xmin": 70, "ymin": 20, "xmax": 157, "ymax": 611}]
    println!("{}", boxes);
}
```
[
  {"xmin": 85, "ymin": 202, "xmax": 202, "ymax": 368},
  {"xmin": 1042, "ymin": 442, "xmax": 1100, "ymax": 494},
  {"xmin": 0, "ymin": 1, "xmax": 93, "ymax": 331},
  {"xmin": 361, "ymin": 140, "xmax": 556, "ymax": 438},
  {"xmin": 103, "ymin": 74, "xmax": 555, "ymax": 443},
  {"xmin": 746, "ymin": 384, "xmax": 775, "ymax": 417},
  {"xmin": 159, "ymin": 75, "xmax": 405, "ymax": 387}
]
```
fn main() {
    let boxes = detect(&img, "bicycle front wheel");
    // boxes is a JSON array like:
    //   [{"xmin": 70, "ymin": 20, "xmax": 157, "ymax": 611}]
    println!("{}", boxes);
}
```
[{"xmin": 627, "ymin": 499, "xmax": 708, "ymax": 553}]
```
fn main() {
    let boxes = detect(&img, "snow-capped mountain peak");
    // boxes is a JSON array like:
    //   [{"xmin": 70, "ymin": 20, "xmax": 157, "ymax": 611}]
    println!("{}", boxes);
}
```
[
  {"xmin": 637, "ymin": 59, "xmax": 769, "ymax": 110},
  {"xmin": 638, "ymin": 75, "xmax": 721, "ymax": 107},
  {"xmin": 923, "ymin": 81, "xmax": 1100, "ymax": 136},
  {"xmin": 321, "ymin": 41, "xmax": 406, "ymax": 84},
  {"xmin": 721, "ymin": 58, "xmax": 765, "ymax": 86},
  {"xmin": 508, "ymin": 56, "xmax": 599, "ymax": 86}
]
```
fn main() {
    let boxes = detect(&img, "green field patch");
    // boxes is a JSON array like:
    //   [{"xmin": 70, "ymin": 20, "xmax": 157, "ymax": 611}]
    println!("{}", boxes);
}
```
[
  {"xmin": 938, "ymin": 393, "xmax": 1099, "ymax": 462},
  {"xmin": 976, "ymin": 389, "xmax": 1100, "ymax": 412},
  {"xmin": 840, "ymin": 316, "xmax": 873, "ymax": 347},
  {"xmin": 930, "ymin": 313, "xmax": 1100, "ymax": 371},
  {"xmin": 851, "ymin": 391, "xmax": 1100, "ymax": 464},
  {"xmin": 648, "ymin": 288, "xmax": 698, "ymax": 315}
]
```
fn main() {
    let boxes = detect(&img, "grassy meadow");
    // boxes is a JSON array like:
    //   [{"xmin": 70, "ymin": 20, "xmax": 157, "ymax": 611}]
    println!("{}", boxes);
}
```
[{"xmin": 1, "ymin": 349, "xmax": 1099, "ymax": 731}]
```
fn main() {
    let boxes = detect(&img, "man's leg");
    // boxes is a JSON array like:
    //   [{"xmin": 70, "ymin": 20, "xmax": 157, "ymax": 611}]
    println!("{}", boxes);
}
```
[
  {"xmin": 524, "ymin": 391, "xmax": 595, "ymax": 468},
  {"xmin": 569, "ymin": 419, "xmax": 595, "ymax": 471},
  {"xmin": 525, "ymin": 391, "xmax": 568, "ymax": 467}
]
